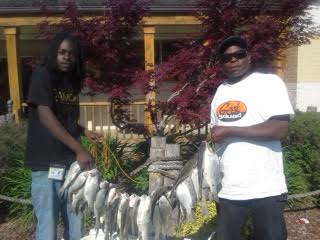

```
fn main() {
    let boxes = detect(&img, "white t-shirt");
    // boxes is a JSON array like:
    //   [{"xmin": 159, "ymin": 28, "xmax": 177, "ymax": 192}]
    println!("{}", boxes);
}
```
[{"xmin": 210, "ymin": 72, "xmax": 294, "ymax": 200}]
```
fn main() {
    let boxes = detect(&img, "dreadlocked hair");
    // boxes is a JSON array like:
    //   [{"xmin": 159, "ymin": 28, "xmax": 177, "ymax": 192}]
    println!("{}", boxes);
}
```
[{"xmin": 45, "ymin": 32, "xmax": 84, "ymax": 93}]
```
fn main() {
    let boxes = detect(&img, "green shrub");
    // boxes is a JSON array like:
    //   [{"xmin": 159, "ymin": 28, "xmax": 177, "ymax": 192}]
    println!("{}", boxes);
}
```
[
  {"xmin": 0, "ymin": 121, "xmax": 27, "ymax": 174},
  {"xmin": 81, "ymin": 135, "xmax": 149, "ymax": 194},
  {"xmin": 1, "ymin": 155, "xmax": 33, "ymax": 223},
  {"xmin": 0, "ymin": 122, "xmax": 33, "ymax": 223},
  {"xmin": 283, "ymin": 111, "xmax": 320, "ymax": 194}
]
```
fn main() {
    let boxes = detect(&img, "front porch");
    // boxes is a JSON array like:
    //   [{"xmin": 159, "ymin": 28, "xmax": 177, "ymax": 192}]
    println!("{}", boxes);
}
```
[{"xmin": 0, "ymin": 8, "xmax": 201, "ymax": 133}]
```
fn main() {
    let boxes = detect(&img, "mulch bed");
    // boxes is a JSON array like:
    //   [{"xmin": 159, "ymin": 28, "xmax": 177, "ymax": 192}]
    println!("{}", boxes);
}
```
[{"xmin": 285, "ymin": 208, "xmax": 320, "ymax": 240}]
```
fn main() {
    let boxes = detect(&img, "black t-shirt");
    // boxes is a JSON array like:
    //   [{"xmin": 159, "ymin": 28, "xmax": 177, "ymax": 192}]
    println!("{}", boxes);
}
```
[{"xmin": 25, "ymin": 66, "xmax": 81, "ymax": 171}]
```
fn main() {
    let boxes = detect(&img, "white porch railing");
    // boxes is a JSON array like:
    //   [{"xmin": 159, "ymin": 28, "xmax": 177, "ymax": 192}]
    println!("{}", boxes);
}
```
[
  {"xmin": 79, "ymin": 101, "xmax": 146, "ymax": 140},
  {"xmin": 22, "ymin": 101, "xmax": 209, "ymax": 140}
]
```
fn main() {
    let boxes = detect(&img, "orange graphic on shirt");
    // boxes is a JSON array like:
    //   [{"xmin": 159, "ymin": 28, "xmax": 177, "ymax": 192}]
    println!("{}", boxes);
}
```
[{"xmin": 216, "ymin": 101, "xmax": 247, "ymax": 122}]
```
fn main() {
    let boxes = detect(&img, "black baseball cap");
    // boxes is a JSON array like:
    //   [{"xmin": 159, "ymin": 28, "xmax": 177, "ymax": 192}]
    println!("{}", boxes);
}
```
[{"xmin": 217, "ymin": 36, "xmax": 248, "ymax": 55}]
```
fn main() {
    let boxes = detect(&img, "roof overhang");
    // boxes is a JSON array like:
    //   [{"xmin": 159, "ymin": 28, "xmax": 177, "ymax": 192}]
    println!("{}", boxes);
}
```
[{"xmin": 0, "ymin": 5, "xmax": 198, "ymax": 16}]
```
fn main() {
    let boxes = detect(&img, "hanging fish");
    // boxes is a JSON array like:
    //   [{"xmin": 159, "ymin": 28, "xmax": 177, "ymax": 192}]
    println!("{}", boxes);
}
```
[
  {"xmin": 117, "ymin": 193, "xmax": 130, "ymax": 240},
  {"xmin": 84, "ymin": 168, "xmax": 100, "ymax": 213},
  {"xmin": 66, "ymin": 171, "xmax": 89, "ymax": 203},
  {"xmin": 202, "ymin": 142, "xmax": 221, "ymax": 202},
  {"xmin": 59, "ymin": 161, "xmax": 81, "ymax": 199},
  {"xmin": 137, "ymin": 195, "xmax": 152, "ymax": 240},
  {"xmin": 94, "ymin": 181, "xmax": 110, "ymax": 236}
]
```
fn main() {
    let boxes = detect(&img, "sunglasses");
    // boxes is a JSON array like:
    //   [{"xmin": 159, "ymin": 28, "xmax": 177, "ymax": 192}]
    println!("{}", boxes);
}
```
[{"xmin": 219, "ymin": 50, "xmax": 248, "ymax": 64}]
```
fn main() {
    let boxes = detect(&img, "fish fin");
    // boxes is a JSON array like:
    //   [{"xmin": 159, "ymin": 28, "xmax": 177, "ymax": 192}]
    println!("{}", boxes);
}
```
[
  {"xmin": 58, "ymin": 188, "xmax": 67, "ymax": 201},
  {"xmin": 67, "ymin": 189, "xmax": 73, "ymax": 203},
  {"xmin": 150, "ymin": 186, "xmax": 171, "ymax": 219},
  {"xmin": 188, "ymin": 209, "xmax": 195, "ymax": 222},
  {"xmin": 208, "ymin": 230, "xmax": 216, "ymax": 240},
  {"xmin": 77, "ymin": 202, "xmax": 87, "ymax": 215},
  {"xmin": 95, "ymin": 217, "xmax": 101, "ymax": 239},
  {"xmin": 168, "ymin": 190, "xmax": 178, "ymax": 209},
  {"xmin": 179, "ymin": 204, "xmax": 187, "ymax": 223},
  {"xmin": 201, "ymin": 200, "xmax": 208, "ymax": 216}
]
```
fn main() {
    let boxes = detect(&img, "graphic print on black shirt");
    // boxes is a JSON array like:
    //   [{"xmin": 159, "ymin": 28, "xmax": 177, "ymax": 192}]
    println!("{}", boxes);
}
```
[{"xmin": 51, "ymin": 77, "xmax": 80, "ymax": 140}]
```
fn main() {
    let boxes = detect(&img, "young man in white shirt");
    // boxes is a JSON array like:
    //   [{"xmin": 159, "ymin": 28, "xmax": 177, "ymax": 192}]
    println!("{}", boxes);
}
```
[{"xmin": 210, "ymin": 36, "xmax": 294, "ymax": 240}]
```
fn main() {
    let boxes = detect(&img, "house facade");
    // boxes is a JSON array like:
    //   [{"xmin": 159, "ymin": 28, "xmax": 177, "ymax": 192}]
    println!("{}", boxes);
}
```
[
  {"xmin": 0, "ymin": 0, "xmax": 200, "ymax": 132},
  {"xmin": 285, "ymin": 4, "xmax": 320, "ymax": 112}
]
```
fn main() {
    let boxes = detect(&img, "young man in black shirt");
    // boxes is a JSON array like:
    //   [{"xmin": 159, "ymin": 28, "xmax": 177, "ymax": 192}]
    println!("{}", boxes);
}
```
[{"xmin": 25, "ymin": 32, "xmax": 102, "ymax": 240}]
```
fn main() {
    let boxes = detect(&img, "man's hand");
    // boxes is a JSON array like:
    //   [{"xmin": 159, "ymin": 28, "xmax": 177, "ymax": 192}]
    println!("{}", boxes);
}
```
[
  {"xmin": 76, "ymin": 149, "xmax": 95, "ymax": 170},
  {"xmin": 84, "ymin": 129, "xmax": 103, "ymax": 144},
  {"xmin": 210, "ymin": 126, "xmax": 230, "ymax": 143}
]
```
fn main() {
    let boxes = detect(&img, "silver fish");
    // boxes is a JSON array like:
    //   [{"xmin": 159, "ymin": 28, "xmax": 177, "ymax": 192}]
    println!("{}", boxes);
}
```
[
  {"xmin": 103, "ymin": 188, "xmax": 116, "ymax": 240},
  {"xmin": 196, "ymin": 142, "xmax": 206, "ymax": 198},
  {"xmin": 176, "ymin": 177, "xmax": 196, "ymax": 221},
  {"xmin": 94, "ymin": 180, "xmax": 110, "ymax": 236},
  {"xmin": 169, "ymin": 142, "xmax": 205, "ymax": 209},
  {"xmin": 71, "ymin": 187, "xmax": 85, "ymax": 214},
  {"xmin": 158, "ymin": 194, "xmax": 172, "ymax": 237},
  {"xmin": 117, "ymin": 193, "xmax": 130, "ymax": 240},
  {"xmin": 190, "ymin": 167, "xmax": 200, "ymax": 200},
  {"xmin": 152, "ymin": 201, "xmax": 162, "ymax": 240},
  {"xmin": 83, "ymin": 168, "xmax": 100, "ymax": 213},
  {"xmin": 104, "ymin": 188, "xmax": 121, "ymax": 240},
  {"xmin": 137, "ymin": 195, "xmax": 151, "ymax": 240},
  {"xmin": 126, "ymin": 194, "xmax": 140, "ymax": 237},
  {"xmin": 67, "ymin": 171, "xmax": 88, "ymax": 203},
  {"xmin": 202, "ymin": 142, "xmax": 221, "ymax": 202},
  {"xmin": 59, "ymin": 161, "xmax": 81, "ymax": 199}
]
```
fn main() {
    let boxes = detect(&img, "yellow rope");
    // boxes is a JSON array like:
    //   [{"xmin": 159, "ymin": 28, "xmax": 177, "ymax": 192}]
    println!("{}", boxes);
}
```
[
  {"xmin": 103, "ymin": 142, "xmax": 147, "ymax": 184},
  {"xmin": 90, "ymin": 143, "xmax": 98, "ymax": 159},
  {"xmin": 102, "ymin": 142, "xmax": 110, "ymax": 168}
]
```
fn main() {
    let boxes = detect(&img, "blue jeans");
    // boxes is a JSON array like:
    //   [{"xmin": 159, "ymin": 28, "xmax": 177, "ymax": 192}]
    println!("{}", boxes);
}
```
[{"xmin": 31, "ymin": 171, "xmax": 82, "ymax": 240}]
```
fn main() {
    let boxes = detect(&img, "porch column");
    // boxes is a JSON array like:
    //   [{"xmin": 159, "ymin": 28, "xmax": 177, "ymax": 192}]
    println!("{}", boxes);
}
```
[
  {"xmin": 4, "ymin": 27, "xmax": 22, "ymax": 122},
  {"xmin": 143, "ymin": 26, "xmax": 156, "ymax": 135},
  {"xmin": 276, "ymin": 50, "xmax": 286, "ymax": 80}
]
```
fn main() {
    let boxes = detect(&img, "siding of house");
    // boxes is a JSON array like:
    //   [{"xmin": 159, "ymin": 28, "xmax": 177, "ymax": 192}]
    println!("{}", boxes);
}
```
[
  {"xmin": 285, "ymin": 40, "xmax": 320, "ymax": 112},
  {"xmin": 295, "ymin": 39, "xmax": 320, "ymax": 111},
  {"xmin": 295, "ymin": 4, "xmax": 320, "ymax": 111},
  {"xmin": 297, "ymin": 39, "xmax": 320, "ymax": 83},
  {"xmin": 284, "ymin": 5, "xmax": 320, "ymax": 111},
  {"xmin": 284, "ymin": 47, "xmax": 298, "ymax": 109}
]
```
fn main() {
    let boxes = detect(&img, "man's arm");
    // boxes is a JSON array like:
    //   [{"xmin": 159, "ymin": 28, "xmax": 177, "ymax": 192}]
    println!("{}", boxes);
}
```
[
  {"xmin": 211, "ymin": 115, "xmax": 290, "ymax": 143},
  {"xmin": 38, "ymin": 105, "xmax": 94, "ymax": 170}
]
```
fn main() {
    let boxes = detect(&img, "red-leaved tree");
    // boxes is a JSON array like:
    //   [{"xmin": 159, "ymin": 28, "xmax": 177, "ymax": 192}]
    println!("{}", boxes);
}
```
[
  {"xmin": 38, "ymin": 0, "xmax": 319, "ymax": 137},
  {"xmin": 136, "ymin": 0, "xmax": 319, "ymax": 136}
]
